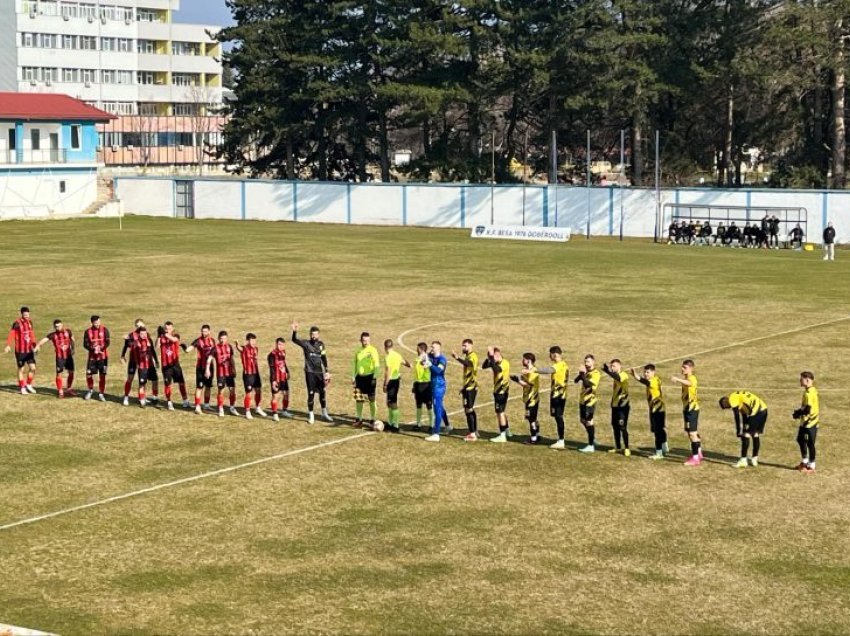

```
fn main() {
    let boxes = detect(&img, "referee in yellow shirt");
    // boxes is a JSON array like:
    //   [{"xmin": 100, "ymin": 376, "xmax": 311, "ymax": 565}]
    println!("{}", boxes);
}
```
[
  {"xmin": 383, "ymin": 339, "xmax": 411, "ymax": 433},
  {"xmin": 352, "ymin": 332, "xmax": 380, "ymax": 428}
]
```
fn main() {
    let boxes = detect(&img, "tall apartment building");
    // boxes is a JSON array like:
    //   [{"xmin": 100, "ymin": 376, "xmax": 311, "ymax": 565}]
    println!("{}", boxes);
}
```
[{"xmin": 0, "ymin": 0, "xmax": 227, "ymax": 170}]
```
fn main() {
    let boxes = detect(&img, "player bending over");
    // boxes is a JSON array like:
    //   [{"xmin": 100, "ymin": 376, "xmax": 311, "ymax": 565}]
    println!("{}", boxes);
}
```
[
  {"xmin": 512, "ymin": 352, "xmax": 541, "ymax": 444},
  {"xmin": 158, "ymin": 322, "xmax": 189, "ymax": 410},
  {"xmin": 83, "ymin": 315, "xmax": 110, "ymax": 401},
  {"xmin": 383, "ymin": 339, "xmax": 410, "ymax": 433},
  {"xmin": 632, "ymin": 364, "xmax": 667, "ymax": 459},
  {"xmin": 291, "ymin": 322, "xmax": 332, "ymax": 424},
  {"xmin": 34, "ymin": 319, "xmax": 75, "ymax": 398},
  {"xmin": 672, "ymin": 359, "xmax": 703, "ymax": 466},
  {"xmin": 268, "ymin": 338, "xmax": 292, "ymax": 422},
  {"xmin": 423, "ymin": 341, "xmax": 448, "ymax": 442},
  {"xmin": 484, "ymin": 346, "xmax": 512, "ymax": 443},
  {"xmin": 237, "ymin": 333, "xmax": 266, "ymax": 420},
  {"xmin": 5, "ymin": 306, "xmax": 36, "ymax": 394},
  {"xmin": 602, "ymin": 359, "xmax": 631, "ymax": 456},
  {"xmin": 185, "ymin": 324, "xmax": 215, "ymax": 414},
  {"xmin": 451, "ymin": 338, "xmax": 480, "ymax": 442},
  {"xmin": 207, "ymin": 330, "xmax": 238, "ymax": 417},
  {"xmin": 719, "ymin": 391, "xmax": 768, "ymax": 468},
  {"xmin": 793, "ymin": 371, "xmax": 820, "ymax": 473},
  {"xmin": 574, "ymin": 355, "xmax": 601, "ymax": 453}
]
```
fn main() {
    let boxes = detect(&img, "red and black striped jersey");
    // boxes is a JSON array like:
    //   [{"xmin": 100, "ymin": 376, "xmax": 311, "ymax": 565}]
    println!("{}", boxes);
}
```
[
  {"xmin": 191, "ymin": 335, "xmax": 215, "ymax": 369},
  {"xmin": 123, "ymin": 330, "xmax": 140, "ymax": 362},
  {"xmin": 268, "ymin": 348, "xmax": 288, "ymax": 383},
  {"xmin": 159, "ymin": 334, "xmax": 181, "ymax": 367},
  {"xmin": 7, "ymin": 318, "xmax": 35, "ymax": 354},
  {"xmin": 84, "ymin": 326, "xmax": 110, "ymax": 360},
  {"xmin": 212, "ymin": 343, "xmax": 235, "ymax": 377},
  {"xmin": 240, "ymin": 344, "xmax": 259, "ymax": 375},
  {"xmin": 47, "ymin": 329, "xmax": 73, "ymax": 359},
  {"xmin": 131, "ymin": 336, "xmax": 157, "ymax": 370}
]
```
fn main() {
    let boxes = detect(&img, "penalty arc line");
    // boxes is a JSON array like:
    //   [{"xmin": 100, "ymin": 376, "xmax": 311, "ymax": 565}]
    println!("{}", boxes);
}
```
[{"xmin": 0, "ymin": 432, "xmax": 375, "ymax": 533}]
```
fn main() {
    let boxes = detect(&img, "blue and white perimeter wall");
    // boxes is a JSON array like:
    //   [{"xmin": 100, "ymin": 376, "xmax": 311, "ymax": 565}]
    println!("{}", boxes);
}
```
[{"xmin": 114, "ymin": 177, "xmax": 850, "ymax": 242}]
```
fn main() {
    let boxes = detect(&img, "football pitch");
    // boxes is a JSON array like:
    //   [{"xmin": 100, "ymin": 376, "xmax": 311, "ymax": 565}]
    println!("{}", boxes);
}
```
[{"xmin": 1, "ymin": 216, "xmax": 849, "ymax": 635}]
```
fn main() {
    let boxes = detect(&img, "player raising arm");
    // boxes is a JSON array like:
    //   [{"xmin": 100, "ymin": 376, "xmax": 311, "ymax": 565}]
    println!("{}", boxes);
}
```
[
  {"xmin": 267, "ymin": 338, "xmax": 292, "ymax": 423},
  {"xmin": 291, "ymin": 322, "xmax": 332, "ymax": 424},
  {"xmin": 484, "ymin": 346, "xmax": 511, "ymax": 443},
  {"xmin": 536, "ymin": 346, "xmax": 569, "ymax": 449},
  {"xmin": 602, "ymin": 359, "xmax": 631, "ymax": 456},
  {"xmin": 34, "ymin": 319, "xmax": 75, "ymax": 398},
  {"xmin": 719, "ymin": 391, "xmax": 768, "ymax": 468},
  {"xmin": 158, "ymin": 322, "xmax": 189, "ymax": 411},
  {"xmin": 82, "ymin": 315, "xmax": 110, "ymax": 401},
  {"xmin": 451, "ymin": 339, "xmax": 479, "ymax": 442},
  {"xmin": 793, "ymin": 371, "xmax": 819, "ymax": 473},
  {"xmin": 574, "ymin": 355, "xmax": 601, "ymax": 453},
  {"xmin": 5, "ymin": 306, "xmax": 36, "ymax": 394},
  {"xmin": 184, "ymin": 324, "xmax": 215, "ymax": 414},
  {"xmin": 631, "ymin": 364, "xmax": 667, "ymax": 459},
  {"xmin": 236, "ymin": 333, "xmax": 266, "ymax": 420},
  {"xmin": 672, "ymin": 359, "xmax": 703, "ymax": 466},
  {"xmin": 207, "ymin": 330, "xmax": 238, "ymax": 418},
  {"xmin": 511, "ymin": 353, "xmax": 541, "ymax": 444}
]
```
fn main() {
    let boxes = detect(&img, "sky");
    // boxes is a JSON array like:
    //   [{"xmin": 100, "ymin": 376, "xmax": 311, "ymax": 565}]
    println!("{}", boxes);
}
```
[{"xmin": 173, "ymin": 0, "xmax": 234, "ymax": 26}]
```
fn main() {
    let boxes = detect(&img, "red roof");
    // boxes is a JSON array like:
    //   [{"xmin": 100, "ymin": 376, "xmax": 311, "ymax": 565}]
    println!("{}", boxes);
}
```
[{"xmin": 0, "ymin": 92, "xmax": 116, "ymax": 122}]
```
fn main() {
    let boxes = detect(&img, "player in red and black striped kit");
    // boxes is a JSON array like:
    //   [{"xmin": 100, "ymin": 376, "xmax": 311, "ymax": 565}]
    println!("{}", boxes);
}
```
[
  {"xmin": 83, "ymin": 315, "xmax": 110, "ymax": 401},
  {"xmin": 35, "ymin": 319, "xmax": 75, "ymax": 398},
  {"xmin": 158, "ymin": 321, "xmax": 189, "ymax": 411},
  {"xmin": 206, "ymin": 330, "xmax": 238, "ymax": 417},
  {"xmin": 122, "ymin": 319, "xmax": 159, "ymax": 406},
  {"xmin": 236, "ymin": 333, "xmax": 267, "ymax": 420},
  {"xmin": 129, "ymin": 326, "xmax": 158, "ymax": 408},
  {"xmin": 4, "ymin": 306, "xmax": 37, "ymax": 394},
  {"xmin": 268, "ymin": 337, "xmax": 293, "ymax": 423},
  {"xmin": 184, "ymin": 324, "xmax": 215, "ymax": 414}
]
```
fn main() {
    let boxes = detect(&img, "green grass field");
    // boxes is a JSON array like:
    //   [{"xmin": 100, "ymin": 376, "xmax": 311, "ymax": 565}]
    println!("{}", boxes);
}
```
[{"xmin": 1, "ymin": 217, "xmax": 849, "ymax": 635}]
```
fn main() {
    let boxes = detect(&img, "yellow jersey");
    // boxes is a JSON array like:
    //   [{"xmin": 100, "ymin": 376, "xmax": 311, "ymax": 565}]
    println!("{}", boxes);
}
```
[
  {"xmin": 681, "ymin": 374, "xmax": 699, "ymax": 412},
  {"xmin": 727, "ymin": 391, "xmax": 767, "ymax": 416},
  {"xmin": 461, "ymin": 351, "xmax": 479, "ymax": 390},
  {"xmin": 522, "ymin": 367, "xmax": 540, "ymax": 407},
  {"xmin": 550, "ymin": 360, "xmax": 569, "ymax": 400},
  {"xmin": 413, "ymin": 357, "xmax": 431, "ymax": 383},
  {"xmin": 578, "ymin": 368, "xmax": 601, "ymax": 406},
  {"xmin": 353, "ymin": 344, "xmax": 380, "ymax": 377},
  {"xmin": 484, "ymin": 357, "xmax": 510, "ymax": 395},
  {"xmin": 384, "ymin": 350, "xmax": 404, "ymax": 381},
  {"xmin": 645, "ymin": 376, "xmax": 664, "ymax": 413},
  {"xmin": 801, "ymin": 386, "xmax": 820, "ymax": 428},
  {"xmin": 611, "ymin": 371, "xmax": 629, "ymax": 407}
]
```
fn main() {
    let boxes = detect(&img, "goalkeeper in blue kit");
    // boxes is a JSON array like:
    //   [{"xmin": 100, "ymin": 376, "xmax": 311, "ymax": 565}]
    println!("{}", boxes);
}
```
[{"xmin": 424, "ymin": 341, "xmax": 448, "ymax": 442}]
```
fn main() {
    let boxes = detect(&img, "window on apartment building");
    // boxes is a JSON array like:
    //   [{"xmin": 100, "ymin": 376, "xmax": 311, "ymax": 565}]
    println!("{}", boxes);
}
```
[
  {"xmin": 23, "ymin": 67, "xmax": 37, "ymax": 81},
  {"xmin": 116, "ymin": 70, "xmax": 132, "ymax": 85},
  {"xmin": 137, "ymin": 71, "xmax": 154, "ymax": 85},
  {"xmin": 136, "ymin": 9, "xmax": 158, "ymax": 22},
  {"xmin": 138, "ymin": 103, "xmax": 159, "ymax": 116},
  {"xmin": 81, "ymin": 68, "xmax": 95, "ymax": 84},
  {"xmin": 62, "ymin": 34, "xmax": 75, "ymax": 49},
  {"xmin": 100, "ymin": 69, "xmax": 115, "ymax": 84},
  {"xmin": 101, "ymin": 131, "xmax": 122, "ymax": 147},
  {"xmin": 79, "ymin": 2, "xmax": 95, "ymax": 20},
  {"xmin": 9, "ymin": 129, "xmax": 16, "ymax": 152},
  {"xmin": 22, "ymin": 32, "xmax": 34, "ymax": 47},
  {"xmin": 44, "ymin": 67, "xmax": 58, "ymax": 82},
  {"xmin": 172, "ymin": 42, "xmax": 200, "ymax": 56},
  {"xmin": 39, "ymin": 1, "xmax": 59, "ymax": 16},
  {"xmin": 137, "ymin": 40, "xmax": 156, "ymax": 54},
  {"xmin": 172, "ymin": 103, "xmax": 199, "ymax": 116},
  {"xmin": 99, "ymin": 5, "xmax": 115, "ymax": 21},
  {"xmin": 80, "ymin": 35, "xmax": 96, "ymax": 50},
  {"xmin": 116, "ymin": 6, "xmax": 133, "ymax": 21},
  {"xmin": 60, "ymin": 2, "xmax": 79, "ymax": 19},
  {"xmin": 101, "ymin": 37, "xmax": 116, "ymax": 51},
  {"xmin": 40, "ymin": 33, "xmax": 56, "ymax": 47},
  {"xmin": 31, "ymin": 130, "xmax": 41, "ymax": 151},
  {"xmin": 70, "ymin": 125, "xmax": 81, "ymax": 150},
  {"xmin": 118, "ymin": 38, "xmax": 131, "ymax": 52},
  {"xmin": 172, "ymin": 74, "xmax": 198, "ymax": 87},
  {"xmin": 62, "ymin": 68, "xmax": 79, "ymax": 82}
]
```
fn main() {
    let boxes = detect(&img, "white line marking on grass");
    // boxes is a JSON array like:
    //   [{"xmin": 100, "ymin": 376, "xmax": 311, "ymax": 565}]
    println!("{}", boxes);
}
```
[
  {"xmin": 398, "ymin": 312, "xmax": 850, "ymax": 429},
  {"xmin": 0, "ymin": 432, "xmax": 375, "ymax": 533},
  {"xmin": 0, "ymin": 623, "xmax": 56, "ymax": 636}
]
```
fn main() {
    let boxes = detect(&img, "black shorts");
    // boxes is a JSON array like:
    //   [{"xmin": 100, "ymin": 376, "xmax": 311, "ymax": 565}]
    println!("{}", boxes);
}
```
[
  {"xmin": 550, "ymin": 397, "xmax": 566, "ymax": 419},
  {"xmin": 744, "ymin": 410, "xmax": 768, "ymax": 436},
  {"xmin": 612, "ymin": 404, "xmax": 630, "ymax": 426},
  {"xmin": 683, "ymin": 409, "xmax": 700, "ymax": 432},
  {"xmin": 86, "ymin": 358, "xmax": 108, "ymax": 376},
  {"xmin": 413, "ymin": 382, "xmax": 432, "ymax": 408},
  {"xmin": 271, "ymin": 378, "xmax": 289, "ymax": 394},
  {"xmin": 525, "ymin": 403, "xmax": 539, "ymax": 423},
  {"xmin": 127, "ymin": 360, "xmax": 137, "ymax": 376},
  {"xmin": 195, "ymin": 367, "xmax": 213, "ymax": 389},
  {"xmin": 650, "ymin": 410, "xmax": 666, "ymax": 433},
  {"xmin": 494, "ymin": 392, "xmax": 509, "ymax": 414},
  {"xmin": 132, "ymin": 362, "xmax": 157, "ymax": 381},
  {"xmin": 147, "ymin": 365, "xmax": 159, "ymax": 383},
  {"xmin": 386, "ymin": 379, "xmax": 400, "ymax": 404},
  {"xmin": 306, "ymin": 373, "xmax": 325, "ymax": 394},
  {"xmin": 137, "ymin": 367, "xmax": 153, "ymax": 385},
  {"xmin": 243, "ymin": 373, "xmax": 262, "ymax": 391},
  {"xmin": 462, "ymin": 388, "xmax": 478, "ymax": 410},
  {"xmin": 15, "ymin": 351, "xmax": 35, "ymax": 368},
  {"xmin": 163, "ymin": 363, "xmax": 185, "ymax": 386},
  {"xmin": 56, "ymin": 356, "xmax": 74, "ymax": 374},
  {"xmin": 580, "ymin": 403, "xmax": 596, "ymax": 423},
  {"xmin": 355, "ymin": 374, "xmax": 377, "ymax": 400},
  {"xmin": 217, "ymin": 375, "xmax": 236, "ymax": 390}
]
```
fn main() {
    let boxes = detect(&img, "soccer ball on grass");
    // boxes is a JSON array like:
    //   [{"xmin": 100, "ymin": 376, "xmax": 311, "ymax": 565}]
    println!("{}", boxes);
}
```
[{"xmin": 373, "ymin": 420, "xmax": 385, "ymax": 432}]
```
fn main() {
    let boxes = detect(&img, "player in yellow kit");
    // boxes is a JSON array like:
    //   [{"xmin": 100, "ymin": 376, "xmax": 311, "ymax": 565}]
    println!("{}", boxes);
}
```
[
  {"xmin": 793, "ymin": 371, "xmax": 820, "ymax": 473},
  {"xmin": 632, "ymin": 364, "xmax": 667, "ymax": 459},
  {"xmin": 536, "ymin": 346, "xmax": 569, "ymax": 450},
  {"xmin": 451, "ymin": 338, "xmax": 480, "ymax": 442},
  {"xmin": 602, "ymin": 359, "xmax": 631, "ymax": 456},
  {"xmin": 383, "ymin": 339, "xmax": 411, "ymax": 433},
  {"xmin": 511, "ymin": 352, "xmax": 541, "ymax": 444},
  {"xmin": 574, "ymin": 354, "xmax": 601, "ymax": 453},
  {"xmin": 483, "ymin": 346, "xmax": 511, "ymax": 443},
  {"xmin": 352, "ymin": 332, "xmax": 381, "ymax": 428},
  {"xmin": 719, "ymin": 390, "xmax": 768, "ymax": 468},
  {"xmin": 672, "ymin": 359, "xmax": 702, "ymax": 466}
]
